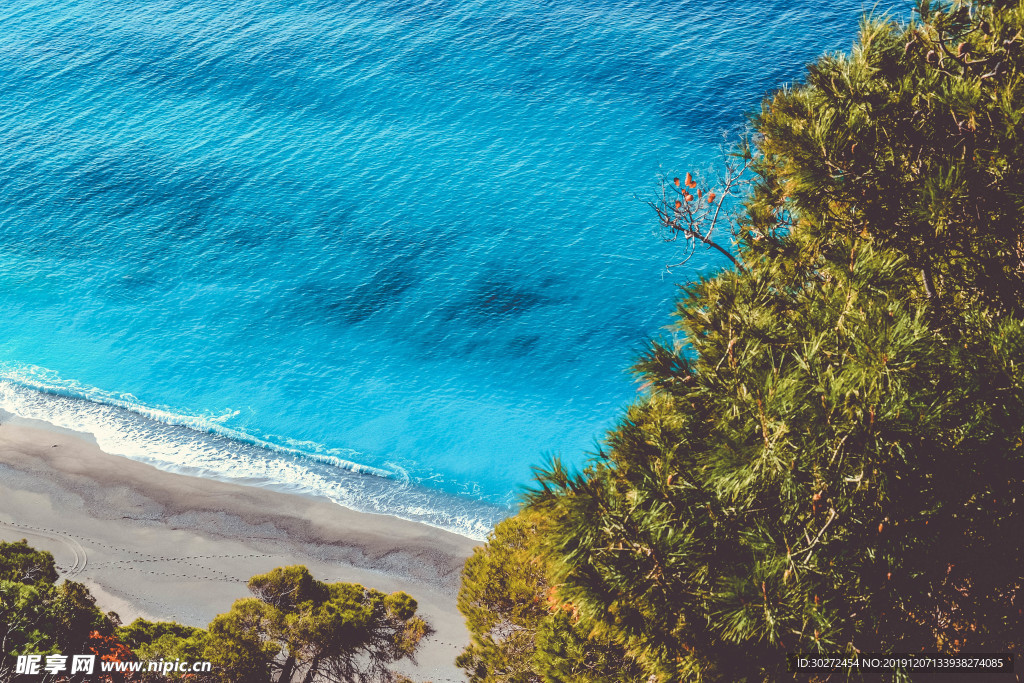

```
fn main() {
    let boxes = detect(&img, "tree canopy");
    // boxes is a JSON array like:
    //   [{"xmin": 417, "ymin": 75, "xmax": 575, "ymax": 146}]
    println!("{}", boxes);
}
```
[
  {"xmin": 0, "ymin": 539, "xmax": 58, "ymax": 585},
  {"xmin": 118, "ymin": 565, "xmax": 430, "ymax": 683},
  {"xmin": 0, "ymin": 545, "xmax": 118, "ymax": 682},
  {"xmin": 462, "ymin": 1, "xmax": 1024, "ymax": 680},
  {"xmin": 0, "ymin": 540, "xmax": 429, "ymax": 683},
  {"xmin": 745, "ymin": 0, "xmax": 1024, "ymax": 316},
  {"xmin": 456, "ymin": 510, "xmax": 644, "ymax": 682}
]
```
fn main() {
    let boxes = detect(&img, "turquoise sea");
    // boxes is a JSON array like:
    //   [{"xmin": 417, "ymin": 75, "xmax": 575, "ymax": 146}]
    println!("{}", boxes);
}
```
[{"xmin": 0, "ymin": 0, "xmax": 909, "ymax": 538}]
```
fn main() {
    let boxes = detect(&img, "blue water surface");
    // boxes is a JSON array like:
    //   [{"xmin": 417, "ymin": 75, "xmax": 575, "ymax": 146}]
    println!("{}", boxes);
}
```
[{"xmin": 0, "ymin": 0, "xmax": 910, "ymax": 537}]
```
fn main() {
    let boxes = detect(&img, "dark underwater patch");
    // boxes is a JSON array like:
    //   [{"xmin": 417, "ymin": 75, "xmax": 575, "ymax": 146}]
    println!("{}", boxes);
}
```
[{"xmin": 285, "ymin": 261, "xmax": 419, "ymax": 327}]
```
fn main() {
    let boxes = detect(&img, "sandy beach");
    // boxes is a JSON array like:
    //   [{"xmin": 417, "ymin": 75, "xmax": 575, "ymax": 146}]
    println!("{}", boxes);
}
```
[{"xmin": 0, "ymin": 420, "xmax": 480, "ymax": 682}]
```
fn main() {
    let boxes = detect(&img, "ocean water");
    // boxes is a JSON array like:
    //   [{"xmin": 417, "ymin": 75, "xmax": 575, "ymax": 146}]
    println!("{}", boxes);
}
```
[{"xmin": 0, "ymin": 0, "xmax": 909, "ymax": 539}]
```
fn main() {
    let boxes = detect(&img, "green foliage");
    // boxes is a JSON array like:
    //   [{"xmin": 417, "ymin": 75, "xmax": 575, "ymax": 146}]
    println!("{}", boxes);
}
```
[
  {"xmin": 529, "ymin": 241, "xmax": 1024, "ymax": 680},
  {"xmin": 0, "ymin": 541, "xmax": 116, "ymax": 679},
  {"xmin": 0, "ymin": 577, "xmax": 115, "ymax": 679},
  {"xmin": 200, "ymin": 565, "xmax": 429, "ymax": 683},
  {"xmin": 0, "ymin": 539, "xmax": 58, "ymax": 585},
  {"xmin": 746, "ymin": 0, "xmax": 1024, "ymax": 315},
  {"xmin": 116, "ymin": 618, "xmax": 210, "ymax": 681},
  {"xmin": 50, "ymin": 580, "xmax": 115, "ymax": 652},
  {"xmin": 137, "ymin": 633, "xmax": 211, "ymax": 680},
  {"xmin": 205, "ymin": 598, "xmax": 280, "ymax": 683},
  {"xmin": 491, "ymin": 2, "xmax": 1024, "ymax": 681},
  {"xmin": 117, "ymin": 617, "xmax": 207, "ymax": 649},
  {"xmin": 458, "ymin": 512, "xmax": 550, "ymax": 646},
  {"xmin": 383, "ymin": 592, "xmax": 418, "ymax": 622},
  {"xmin": 248, "ymin": 565, "xmax": 328, "ymax": 611},
  {"xmin": 456, "ymin": 512, "xmax": 644, "ymax": 682},
  {"xmin": 0, "ymin": 580, "xmax": 62, "ymax": 660},
  {"xmin": 0, "ymin": 544, "xmax": 428, "ymax": 683},
  {"xmin": 533, "ymin": 610, "xmax": 643, "ymax": 683},
  {"xmin": 457, "ymin": 512, "xmax": 551, "ymax": 683}
]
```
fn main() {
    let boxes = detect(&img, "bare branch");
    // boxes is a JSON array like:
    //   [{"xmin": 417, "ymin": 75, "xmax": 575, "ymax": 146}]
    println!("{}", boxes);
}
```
[{"xmin": 647, "ymin": 151, "xmax": 754, "ymax": 274}]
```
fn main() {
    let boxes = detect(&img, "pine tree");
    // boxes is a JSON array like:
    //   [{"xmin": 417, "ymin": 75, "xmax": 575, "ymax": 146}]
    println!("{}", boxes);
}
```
[
  {"xmin": 507, "ymin": 2, "xmax": 1024, "ymax": 680},
  {"xmin": 745, "ymin": 0, "xmax": 1024, "ymax": 317},
  {"xmin": 528, "ymin": 240, "xmax": 1024, "ymax": 680},
  {"xmin": 0, "ymin": 540, "xmax": 58, "ymax": 585},
  {"xmin": 201, "ymin": 567, "xmax": 428, "ymax": 683},
  {"xmin": 118, "ymin": 566, "xmax": 429, "ymax": 683},
  {"xmin": 456, "ymin": 511, "xmax": 644, "ymax": 682}
]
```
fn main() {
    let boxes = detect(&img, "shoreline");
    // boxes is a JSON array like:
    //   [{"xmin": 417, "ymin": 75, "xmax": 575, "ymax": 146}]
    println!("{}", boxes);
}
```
[
  {"xmin": 0, "ymin": 381, "xmax": 510, "ymax": 541},
  {"xmin": 0, "ymin": 421, "xmax": 480, "ymax": 681}
]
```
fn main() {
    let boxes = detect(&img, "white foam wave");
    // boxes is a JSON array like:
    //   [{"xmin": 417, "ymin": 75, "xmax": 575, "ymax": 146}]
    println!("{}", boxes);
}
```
[
  {"xmin": 0, "ymin": 366, "xmax": 506, "ymax": 540},
  {"xmin": 0, "ymin": 364, "xmax": 389, "ymax": 477}
]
